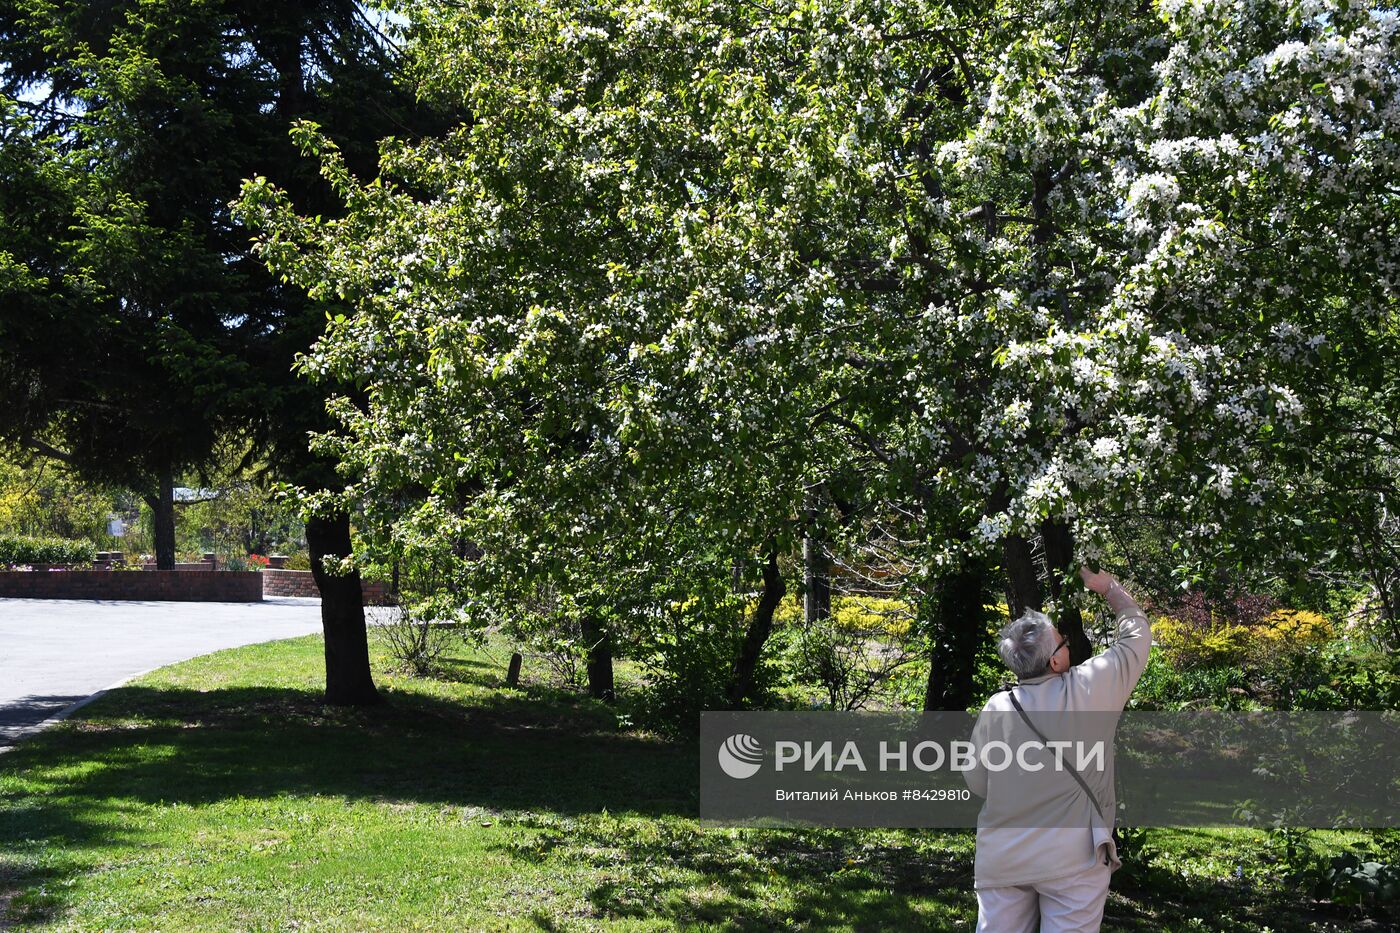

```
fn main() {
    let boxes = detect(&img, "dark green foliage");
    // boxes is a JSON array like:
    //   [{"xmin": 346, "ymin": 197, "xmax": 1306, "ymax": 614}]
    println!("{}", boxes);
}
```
[
  {"xmin": 0, "ymin": 533, "xmax": 96, "ymax": 566},
  {"xmin": 1128, "ymin": 650, "xmax": 1262, "ymax": 711},
  {"xmin": 0, "ymin": 455, "xmax": 117, "ymax": 542},
  {"xmin": 1126, "ymin": 641, "xmax": 1400, "ymax": 712},
  {"xmin": 0, "ymin": 0, "xmax": 444, "ymax": 520},
  {"xmin": 632, "ymin": 614, "xmax": 785, "ymax": 737},
  {"xmin": 1261, "ymin": 642, "xmax": 1400, "ymax": 711},
  {"xmin": 1, "ymin": 0, "xmax": 451, "ymax": 695},
  {"xmin": 1264, "ymin": 829, "xmax": 1400, "ymax": 923}
]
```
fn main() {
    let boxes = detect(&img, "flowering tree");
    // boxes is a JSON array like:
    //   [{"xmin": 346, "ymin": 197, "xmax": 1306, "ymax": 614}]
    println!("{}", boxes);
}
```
[
  {"xmin": 242, "ymin": 3, "xmax": 829, "ymax": 706},
  {"xmin": 241, "ymin": 0, "xmax": 1399, "ymax": 713}
]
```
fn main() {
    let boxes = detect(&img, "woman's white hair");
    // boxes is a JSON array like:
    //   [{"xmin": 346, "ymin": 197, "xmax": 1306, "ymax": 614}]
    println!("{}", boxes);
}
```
[{"xmin": 997, "ymin": 609, "xmax": 1059, "ymax": 679}]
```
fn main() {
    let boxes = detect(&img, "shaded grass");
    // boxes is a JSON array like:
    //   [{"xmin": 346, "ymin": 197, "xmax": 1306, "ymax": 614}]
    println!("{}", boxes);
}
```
[{"xmin": 0, "ymin": 634, "xmax": 1384, "ymax": 930}]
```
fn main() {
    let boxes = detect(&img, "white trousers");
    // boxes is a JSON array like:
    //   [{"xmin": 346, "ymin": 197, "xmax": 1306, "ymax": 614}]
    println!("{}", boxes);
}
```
[{"xmin": 975, "ymin": 862, "xmax": 1111, "ymax": 933}]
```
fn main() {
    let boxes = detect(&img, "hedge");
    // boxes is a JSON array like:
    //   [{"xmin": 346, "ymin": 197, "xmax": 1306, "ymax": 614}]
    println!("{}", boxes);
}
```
[{"xmin": 0, "ymin": 534, "xmax": 97, "ymax": 567}]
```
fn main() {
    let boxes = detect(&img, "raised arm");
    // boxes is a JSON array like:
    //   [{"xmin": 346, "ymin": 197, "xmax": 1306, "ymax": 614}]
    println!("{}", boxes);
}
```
[{"xmin": 1074, "ymin": 567, "xmax": 1152, "ymax": 711}]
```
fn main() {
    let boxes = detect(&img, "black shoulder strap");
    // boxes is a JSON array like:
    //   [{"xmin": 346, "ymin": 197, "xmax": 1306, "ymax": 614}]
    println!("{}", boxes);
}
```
[{"xmin": 1005, "ymin": 688, "xmax": 1107, "ymax": 824}]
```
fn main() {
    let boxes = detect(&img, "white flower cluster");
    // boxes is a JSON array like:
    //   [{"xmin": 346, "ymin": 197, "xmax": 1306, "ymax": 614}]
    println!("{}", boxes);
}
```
[
  {"xmin": 999, "ymin": 398, "xmax": 1031, "ymax": 440},
  {"xmin": 1267, "ymin": 320, "xmax": 1328, "ymax": 363},
  {"xmin": 559, "ymin": 23, "xmax": 611, "ymax": 47},
  {"xmin": 974, "ymin": 512, "xmax": 1011, "ymax": 547},
  {"xmin": 1146, "ymin": 134, "xmax": 1245, "ymax": 170},
  {"xmin": 1020, "ymin": 459, "xmax": 1076, "ymax": 515},
  {"xmin": 1125, "ymin": 172, "xmax": 1182, "ymax": 214},
  {"xmin": 618, "ymin": 2, "xmax": 677, "ymax": 42}
]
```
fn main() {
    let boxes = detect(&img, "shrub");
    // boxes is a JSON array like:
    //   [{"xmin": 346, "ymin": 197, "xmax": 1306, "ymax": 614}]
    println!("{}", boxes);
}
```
[
  {"xmin": 1152, "ymin": 608, "xmax": 1337, "ymax": 671},
  {"xmin": 495, "ymin": 581, "xmax": 597, "ymax": 692},
  {"xmin": 1247, "ymin": 609, "xmax": 1334, "ymax": 667},
  {"xmin": 0, "ymin": 534, "xmax": 96, "ymax": 567},
  {"xmin": 634, "ymin": 614, "xmax": 775, "ymax": 736},
  {"xmin": 1265, "ymin": 828, "xmax": 1400, "ymax": 920},
  {"xmin": 522, "ymin": 609, "xmax": 589, "ymax": 691},
  {"xmin": 773, "ymin": 595, "xmax": 911, "ymax": 634},
  {"xmin": 777, "ymin": 595, "xmax": 921, "ymax": 710},
  {"xmin": 1256, "ymin": 608, "xmax": 1333, "ymax": 644},
  {"xmin": 630, "ymin": 588, "xmax": 786, "ymax": 736},
  {"xmin": 1152, "ymin": 617, "xmax": 1252, "ymax": 668},
  {"xmin": 219, "ymin": 553, "xmax": 249, "ymax": 572},
  {"xmin": 370, "ymin": 600, "xmax": 456, "ymax": 676},
  {"xmin": 1321, "ymin": 851, "xmax": 1400, "ymax": 910},
  {"xmin": 1128, "ymin": 650, "xmax": 1258, "ymax": 710},
  {"xmin": 1150, "ymin": 588, "xmax": 1280, "ymax": 628},
  {"xmin": 1262, "ymin": 641, "xmax": 1400, "ymax": 710},
  {"xmin": 282, "ymin": 551, "xmax": 312, "ymax": 571},
  {"xmin": 1137, "ymin": 627, "xmax": 1397, "ymax": 711}
]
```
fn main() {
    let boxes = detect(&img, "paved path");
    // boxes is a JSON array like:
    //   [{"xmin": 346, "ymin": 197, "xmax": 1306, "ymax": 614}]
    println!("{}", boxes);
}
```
[{"xmin": 0, "ymin": 597, "xmax": 323, "ymax": 749}]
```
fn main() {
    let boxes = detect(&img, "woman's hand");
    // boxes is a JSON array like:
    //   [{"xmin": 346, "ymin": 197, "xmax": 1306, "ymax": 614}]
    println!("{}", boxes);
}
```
[{"xmin": 1079, "ymin": 565, "xmax": 1117, "ymax": 596}]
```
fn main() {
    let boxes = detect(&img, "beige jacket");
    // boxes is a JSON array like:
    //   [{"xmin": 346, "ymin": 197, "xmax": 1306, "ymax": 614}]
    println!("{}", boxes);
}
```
[{"xmin": 963, "ymin": 587, "xmax": 1150, "ymax": 889}]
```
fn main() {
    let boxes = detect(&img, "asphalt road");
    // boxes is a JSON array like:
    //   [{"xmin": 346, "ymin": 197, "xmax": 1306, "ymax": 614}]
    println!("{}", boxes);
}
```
[{"xmin": 0, "ymin": 597, "xmax": 323, "ymax": 749}]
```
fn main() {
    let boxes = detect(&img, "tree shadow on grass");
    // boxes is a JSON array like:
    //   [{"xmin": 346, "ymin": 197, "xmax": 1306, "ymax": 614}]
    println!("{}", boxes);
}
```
[
  {"xmin": 0, "ymin": 681, "xmax": 697, "ymax": 924},
  {"xmin": 429, "ymin": 654, "xmax": 508, "ymax": 689},
  {"xmin": 498, "ymin": 814, "xmax": 1354, "ymax": 933},
  {"xmin": 1, "ymin": 680, "xmax": 987, "ymax": 928},
  {"xmin": 3, "ymin": 682, "xmax": 694, "ymax": 813},
  {"xmin": 501, "ymin": 817, "xmax": 979, "ymax": 930},
  {"xmin": 1096, "ymin": 844, "xmax": 1387, "ymax": 932}
]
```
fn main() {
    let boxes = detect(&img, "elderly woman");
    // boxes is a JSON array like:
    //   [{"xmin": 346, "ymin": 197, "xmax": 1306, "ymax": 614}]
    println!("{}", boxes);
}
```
[{"xmin": 963, "ymin": 567, "xmax": 1150, "ymax": 933}]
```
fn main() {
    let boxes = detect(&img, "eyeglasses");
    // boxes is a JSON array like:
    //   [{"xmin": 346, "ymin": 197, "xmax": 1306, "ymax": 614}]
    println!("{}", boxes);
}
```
[{"xmin": 1046, "ymin": 636, "xmax": 1068, "ymax": 671}]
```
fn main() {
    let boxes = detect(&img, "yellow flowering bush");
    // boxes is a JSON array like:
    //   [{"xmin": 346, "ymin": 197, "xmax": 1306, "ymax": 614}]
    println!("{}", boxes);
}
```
[
  {"xmin": 1255, "ymin": 609, "xmax": 1334, "ymax": 645},
  {"xmin": 834, "ymin": 597, "xmax": 912, "ymax": 637},
  {"xmin": 773, "ymin": 595, "xmax": 912, "ymax": 637},
  {"xmin": 1153, "ymin": 609, "xmax": 1335, "ymax": 670},
  {"xmin": 773, "ymin": 598, "xmax": 802, "ymax": 628},
  {"xmin": 1153, "ymin": 618, "xmax": 1252, "ymax": 668},
  {"xmin": 774, "ymin": 594, "xmax": 921, "ymax": 709}
]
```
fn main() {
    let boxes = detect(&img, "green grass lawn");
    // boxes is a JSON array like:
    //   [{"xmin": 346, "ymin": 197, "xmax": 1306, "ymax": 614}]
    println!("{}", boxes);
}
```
[{"xmin": 0, "ymin": 633, "xmax": 1382, "ymax": 931}]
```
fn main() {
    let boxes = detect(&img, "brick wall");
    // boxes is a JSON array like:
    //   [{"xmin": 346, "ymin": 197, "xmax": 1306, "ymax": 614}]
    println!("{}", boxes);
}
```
[
  {"xmin": 0, "ymin": 569, "xmax": 392, "ymax": 604},
  {"xmin": 262, "ymin": 568, "xmax": 320, "ymax": 598},
  {"xmin": 0, "ymin": 570, "xmax": 264, "ymax": 602},
  {"xmin": 262, "ymin": 569, "xmax": 392, "ymax": 605},
  {"xmin": 361, "ymin": 580, "xmax": 389, "ymax": 606}
]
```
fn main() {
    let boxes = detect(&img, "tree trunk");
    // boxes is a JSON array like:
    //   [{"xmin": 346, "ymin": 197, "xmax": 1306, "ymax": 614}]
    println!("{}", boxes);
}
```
[
  {"xmin": 1040, "ymin": 519, "xmax": 1091, "ymax": 664},
  {"xmin": 923, "ymin": 564, "xmax": 987, "ymax": 710},
  {"xmin": 1023, "ymin": 160, "xmax": 1094, "ymax": 662},
  {"xmin": 1001, "ymin": 533, "xmax": 1042, "ymax": 619},
  {"xmin": 803, "ymin": 491, "xmax": 831, "ymax": 625},
  {"xmin": 579, "ymin": 615, "xmax": 615, "ymax": 701},
  {"xmin": 726, "ymin": 546, "xmax": 786, "ymax": 708},
  {"xmin": 306, "ymin": 511, "xmax": 381, "ymax": 706},
  {"xmin": 144, "ymin": 470, "xmax": 177, "ymax": 570}
]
